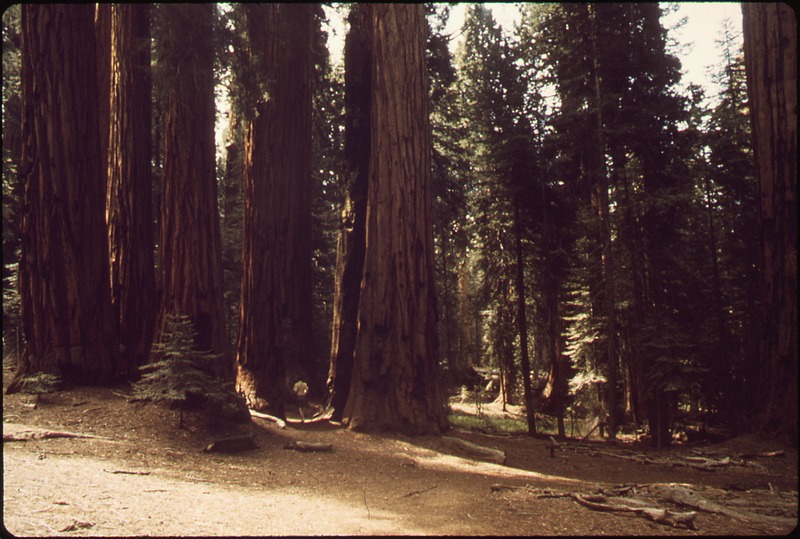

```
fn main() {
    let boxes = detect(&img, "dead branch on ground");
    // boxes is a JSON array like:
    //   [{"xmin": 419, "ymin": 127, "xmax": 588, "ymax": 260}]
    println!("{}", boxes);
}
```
[
  {"xmin": 402, "ymin": 484, "xmax": 438, "ymax": 497},
  {"xmin": 572, "ymin": 493, "xmax": 698, "ymax": 529}
]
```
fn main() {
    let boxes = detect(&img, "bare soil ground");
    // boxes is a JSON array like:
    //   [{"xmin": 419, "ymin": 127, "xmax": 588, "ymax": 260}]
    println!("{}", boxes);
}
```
[{"xmin": 2, "ymin": 366, "xmax": 797, "ymax": 536}]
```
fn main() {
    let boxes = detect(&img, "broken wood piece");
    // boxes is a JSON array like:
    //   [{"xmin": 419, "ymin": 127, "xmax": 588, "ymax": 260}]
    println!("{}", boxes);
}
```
[
  {"xmin": 283, "ymin": 441, "xmax": 333, "ymax": 452},
  {"xmin": 440, "ymin": 436, "xmax": 506, "ymax": 465},
  {"xmin": 203, "ymin": 435, "xmax": 258, "ymax": 453},
  {"xmin": 572, "ymin": 493, "xmax": 697, "ymax": 529},
  {"xmin": 249, "ymin": 409, "xmax": 287, "ymax": 429}
]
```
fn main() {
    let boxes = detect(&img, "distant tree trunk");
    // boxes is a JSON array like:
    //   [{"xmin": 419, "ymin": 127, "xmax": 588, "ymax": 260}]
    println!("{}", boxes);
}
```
[
  {"xmin": 742, "ymin": 3, "xmax": 798, "ymax": 446},
  {"xmin": 341, "ymin": 4, "xmax": 448, "ymax": 434},
  {"xmin": 588, "ymin": 4, "xmax": 620, "ymax": 440},
  {"xmin": 107, "ymin": 4, "xmax": 155, "ymax": 374},
  {"xmin": 236, "ymin": 4, "xmax": 315, "ymax": 417},
  {"xmin": 8, "ymin": 5, "xmax": 119, "ymax": 392},
  {"xmin": 157, "ymin": 4, "xmax": 233, "ymax": 381},
  {"xmin": 326, "ymin": 4, "xmax": 372, "ymax": 421},
  {"xmin": 514, "ymin": 203, "xmax": 536, "ymax": 435},
  {"xmin": 221, "ymin": 113, "xmax": 244, "ymax": 345}
]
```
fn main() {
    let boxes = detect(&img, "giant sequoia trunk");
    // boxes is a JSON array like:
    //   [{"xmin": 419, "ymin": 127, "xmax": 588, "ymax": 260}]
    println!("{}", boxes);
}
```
[
  {"xmin": 236, "ymin": 4, "xmax": 315, "ymax": 417},
  {"xmin": 326, "ymin": 4, "xmax": 372, "ymax": 421},
  {"xmin": 107, "ymin": 4, "xmax": 155, "ymax": 374},
  {"xmin": 95, "ymin": 4, "xmax": 111, "ymax": 198},
  {"xmin": 341, "ymin": 5, "xmax": 448, "ymax": 434},
  {"xmin": 9, "ymin": 5, "xmax": 119, "ymax": 391},
  {"xmin": 742, "ymin": 3, "xmax": 798, "ymax": 446},
  {"xmin": 157, "ymin": 4, "xmax": 232, "ymax": 381}
]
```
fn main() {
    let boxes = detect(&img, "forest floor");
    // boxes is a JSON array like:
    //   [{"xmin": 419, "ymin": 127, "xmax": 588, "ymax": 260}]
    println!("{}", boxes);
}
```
[{"xmin": 2, "ymin": 365, "xmax": 797, "ymax": 537}]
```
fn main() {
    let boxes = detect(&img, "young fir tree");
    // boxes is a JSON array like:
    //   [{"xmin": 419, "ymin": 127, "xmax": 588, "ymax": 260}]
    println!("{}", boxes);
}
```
[{"xmin": 133, "ymin": 315, "xmax": 249, "ymax": 427}]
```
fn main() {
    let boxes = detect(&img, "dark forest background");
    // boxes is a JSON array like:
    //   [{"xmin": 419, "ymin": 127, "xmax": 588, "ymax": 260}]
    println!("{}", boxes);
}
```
[{"xmin": 1, "ymin": 4, "xmax": 796, "ymax": 447}]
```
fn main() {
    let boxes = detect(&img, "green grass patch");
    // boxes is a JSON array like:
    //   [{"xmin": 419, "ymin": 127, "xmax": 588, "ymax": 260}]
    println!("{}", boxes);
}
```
[{"xmin": 448, "ymin": 409, "xmax": 527, "ymax": 434}]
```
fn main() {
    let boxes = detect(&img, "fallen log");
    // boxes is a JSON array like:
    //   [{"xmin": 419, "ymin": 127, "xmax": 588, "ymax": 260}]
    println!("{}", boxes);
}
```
[
  {"xmin": 440, "ymin": 436, "xmax": 506, "ymax": 465},
  {"xmin": 283, "ymin": 441, "xmax": 333, "ymax": 452}
]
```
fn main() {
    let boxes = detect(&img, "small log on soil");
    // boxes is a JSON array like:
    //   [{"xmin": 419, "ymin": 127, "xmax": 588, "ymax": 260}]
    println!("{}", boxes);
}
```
[
  {"xmin": 572, "ymin": 493, "xmax": 697, "ymax": 529},
  {"xmin": 440, "ymin": 436, "xmax": 506, "ymax": 465},
  {"xmin": 283, "ymin": 441, "xmax": 333, "ymax": 452},
  {"xmin": 203, "ymin": 435, "xmax": 258, "ymax": 453}
]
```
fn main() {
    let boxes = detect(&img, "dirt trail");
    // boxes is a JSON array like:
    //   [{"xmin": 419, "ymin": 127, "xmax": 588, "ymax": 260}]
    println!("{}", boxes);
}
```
[
  {"xmin": 2, "ymin": 378, "xmax": 797, "ymax": 536},
  {"xmin": 3, "ymin": 448, "xmax": 431, "ymax": 536}
]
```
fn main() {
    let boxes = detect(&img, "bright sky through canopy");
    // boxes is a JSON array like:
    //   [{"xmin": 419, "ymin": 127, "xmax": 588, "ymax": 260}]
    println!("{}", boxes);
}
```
[{"xmin": 323, "ymin": 2, "xmax": 744, "ymax": 97}]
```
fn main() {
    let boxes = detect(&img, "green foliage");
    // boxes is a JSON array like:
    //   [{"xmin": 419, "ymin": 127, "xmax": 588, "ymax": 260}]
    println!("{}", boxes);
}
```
[
  {"xmin": 2, "ymin": 6, "xmax": 22, "ymax": 356},
  {"xmin": 133, "ymin": 315, "xmax": 248, "ymax": 424},
  {"xmin": 448, "ymin": 410, "xmax": 527, "ymax": 434}
]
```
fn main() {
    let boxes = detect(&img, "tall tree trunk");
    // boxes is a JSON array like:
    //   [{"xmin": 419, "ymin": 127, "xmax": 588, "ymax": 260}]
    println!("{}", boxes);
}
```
[
  {"xmin": 588, "ymin": 4, "xmax": 619, "ymax": 440},
  {"xmin": 326, "ymin": 4, "xmax": 372, "ymax": 421},
  {"xmin": 157, "ymin": 4, "xmax": 232, "ymax": 381},
  {"xmin": 107, "ymin": 4, "xmax": 155, "ymax": 374},
  {"xmin": 95, "ymin": 4, "xmax": 112, "ymax": 199},
  {"xmin": 9, "ymin": 5, "xmax": 119, "ymax": 392},
  {"xmin": 236, "ymin": 4, "xmax": 315, "ymax": 417},
  {"xmin": 342, "ymin": 4, "xmax": 448, "ymax": 435},
  {"xmin": 742, "ymin": 3, "xmax": 798, "ymax": 446},
  {"xmin": 514, "ymin": 203, "xmax": 536, "ymax": 435}
]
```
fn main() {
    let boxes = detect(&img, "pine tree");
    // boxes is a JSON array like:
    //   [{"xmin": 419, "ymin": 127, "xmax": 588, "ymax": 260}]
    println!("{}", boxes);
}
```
[{"xmin": 133, "ymin": 315, "xmax": 249, "ymax": 427}]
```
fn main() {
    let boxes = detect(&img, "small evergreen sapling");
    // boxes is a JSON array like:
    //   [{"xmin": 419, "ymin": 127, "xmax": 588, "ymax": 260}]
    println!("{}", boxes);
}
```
[
  {"xmin": 132, "ymin": 314, "xmax": 246, "ymax": 427},
  {"xmin": 14, "ymin": 372, "xmax": 61, "ymax": 405}
]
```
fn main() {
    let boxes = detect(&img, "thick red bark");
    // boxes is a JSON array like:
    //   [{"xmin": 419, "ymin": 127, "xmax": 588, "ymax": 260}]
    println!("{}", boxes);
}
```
[
  {"xmin": 342, "ymin": 5, "xmax": 448, "ymax": 435},
  {"xmin": 9, "ymin": 5, "xmax": 119, "ymax": 391},
  {"xmin": 742, "ymin": 3, "xmax": 798, "ymax": 446},
  {"xmin": 107, "ymin": 4, "xmax": 156, "ymax": 372}
]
